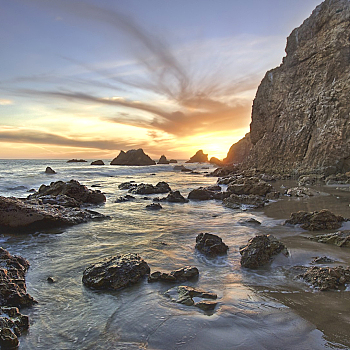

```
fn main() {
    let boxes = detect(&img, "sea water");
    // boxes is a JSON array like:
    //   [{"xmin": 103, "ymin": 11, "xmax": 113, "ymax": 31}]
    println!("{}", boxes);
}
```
[{"xmin": 0, "ymin": 159, "xmax": 350, "ymax": 349}]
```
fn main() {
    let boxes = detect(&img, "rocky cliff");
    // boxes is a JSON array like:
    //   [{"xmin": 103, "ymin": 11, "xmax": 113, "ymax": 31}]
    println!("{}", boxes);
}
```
[{"xmin": 226, "ymin": 0, "xmax": 350, "ymax": 175}]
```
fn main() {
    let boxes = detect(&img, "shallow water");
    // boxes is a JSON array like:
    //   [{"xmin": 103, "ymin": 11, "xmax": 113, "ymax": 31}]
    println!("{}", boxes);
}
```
[{"xmin": 1, "ymin": 160, "xmax": 350, "ymax": 349}]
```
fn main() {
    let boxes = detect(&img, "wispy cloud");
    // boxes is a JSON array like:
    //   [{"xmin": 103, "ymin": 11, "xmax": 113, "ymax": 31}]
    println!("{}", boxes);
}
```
[{"xmin": 0, "ymin": 99, "xmax": 13, "ymax": 105}]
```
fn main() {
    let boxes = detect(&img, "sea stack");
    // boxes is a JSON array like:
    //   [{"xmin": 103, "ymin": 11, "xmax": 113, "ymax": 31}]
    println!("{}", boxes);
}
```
[
  {"xmin": 110, "ymin": 149, "xmax": 156, "ymax": 166},
  {"xmin": 186, "ymin": 150, "xmax": 209, "ymax": 163},
  {"xmin": 225, "ymin": 0, "xmax": 350, "ymax": 175},
  {"xmin": 157, "ymin": 155, "xmax": 170, "ymax": 164}
]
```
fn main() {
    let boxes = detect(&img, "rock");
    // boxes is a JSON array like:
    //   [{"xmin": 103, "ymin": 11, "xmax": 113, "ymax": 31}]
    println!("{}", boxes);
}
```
[
  {"xmin": 162, "ymin": 191, "xmax": 189, "ymax": 203},
  {"xmin": 47, "ymin": 276, "xmax": 56, "ymax": 283},
  {"xmin": 164, "ymin": 285, "xmax": 217, "ymax": 308},
  {"xmin": 309, "ymin": 230, "xmax": 350, "ymax": 247},
  {"xmin": 286, "ymin": 187, "xmax": 319, "ymax": 197},
  {"xmin": 91, "ymin": 160, "xmax": 104, "ymax": 165},
  {"xmin": 146, "ymin": 203, "xmax": 162, "ymax": 210},
  {"xmin": 312, "ymin": 256, "xmax": 334, "ymax": 264},
  {"xmin": 188, "ymin": 188, "xmax": 214, "ymax": 201},
  {"xmin": 0, "ymin": 306, "xmax": 29, "ymax": 349},
  {"xmin": 82, "ymin": 253, "xmax": 150, "ymax": 290},
  {"xmin": 110, "ymin": 149, "xmax": 156, "ymax": 166},
  {"xmin": 67, "ymin": 159, "xmax": 87, "ymax": 163},
  {"xmin": 115, "ymin": 195, "xmax": 135, "ymax": 203},
  {"xmin": 209, "ymin": 165, "xmax": 239, "ymax": 177},
  {"xmin": 298, "ymin": 266, "xmax": 350, "ymax": 291},
  {"xmin": 173, "ymin": 165, "xmax": 189, "ymax": 171},
  {"xmin": 265, "ymin": 191, "xmax": 281, "ymax": 200},
  {"xmin": 194, "ymin": 300, "xmax": 218, "ymax": 311},
  {"xmin": 227, "ymin": 177, "xmax": 272, "ymax": 196},
  {"xmin": 223, "ymin": 194, "xmax": 266, "ymax": 209},
  {"xmin": 185, "ymin": 150, "xmax": 209, "ymax": 163},
  {"xmin": 169, "ymin": 159, "xmax": 178, "ymax": 163},
  {"xmin": 130, "ymin": 182, "xmax": 171, "ymax": 195},
  {"xmin": 195, "ymin": 233, "xmax": 228, "ymax": 257},
  {"xmin": 238, "ymin": 218, "xmax": 261, "ymax": 226},
  {"xmin": 157, "ymin": 155, "xmax": 170, "ymax": 164},
  {"xmin": 148, "ymin": 266, "xmax": 199, "ymax": 282},
  {"xmin": 209, "ymin": 157, "xmax": 223, "ymax": 166},
  {"xmin": 239, "ymin": 234, "xmax": 289, "ymax": 269},
  {"xmin": 298, "ymin": 174, "xmax": 325, "ymax": 186},
  {"xmin": 0, "ymin": 248, "xmax": 35, "ymax": 308},
  {"xmin": 118, "ymin": 182, "xmax": 137, "ymax": 190},
  {"xmin": 259, "ymin": 174, "xmax": 276, "ymax": 182},
  {"xmin": 226, "ymin": 1, "xmax": 350, "ymax": 174},
  {"xmin": 223, "ymin": 133, "xmax": 252, "ymax": 165},
  {"xmin": 28, "ymin": 179, "xmax": 106, "ymax": 205},
  {"xmin": 325, "ymin": 173, "xmax": 350, "ymax": 185},
  {"xmin": 45, "ymin": 166, "xmax": 56, "ymax": 174},
  {"xmin": 0, "ymin": 196, "xmax": 106, "ymax": 231},
  {"xmin": 284, "ymin": 209, "xmax": 347, "ymax": 231}
]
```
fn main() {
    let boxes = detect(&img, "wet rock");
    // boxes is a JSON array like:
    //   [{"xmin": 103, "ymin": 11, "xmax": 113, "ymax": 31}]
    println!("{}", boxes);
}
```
[
  {"xmin": 312, "ymin": 256, "xmax": 334, "ymax": 264},
  {"xmin": 209, "ymin": 165, "xmax": 239, "ymax": 177},
  {"xmin": 259, "ymin": 174, "xmax": 276, "ymax": 182},
  {"xmin": 28, "ymin": 179, "xmax": 106, "ymax": 205},
  {"xmin": 162, "ymin": 191, "xmax": 188, "ymax": 203},
  {"xmin": 0, "ymin": 196, "xmax": 106, "ymax": 230},
  {"xmin": 0, "ymin": 307, "xmax": 29, "ymax": 349},
  {"xmin": 0, "ymin": 247, "xmax": 35, "ymax": 308},
  {"xmin": 309, "ymin": 230, "xmax": 350, "ymax": 247},
  {"xmin": 47, "ymin": 276, "xmax": 56, "ymax": 283},
  {"xmin": 146, "ymin": 203, "xmax": 162, "ymax": 210},
  {"xmin": 239, "ymin": 234, "xmax": 289, "ymax": 269},
  {"xmin": 298, "ymin": 174, "xmax": 325, "ymax": 186},
  {"xmin": 45, "ymin": 166, "xmax": 56, "ymax": 174},
  {"xmin": 173, "ymin": 165, "xmax": 188, "ymax": 171},
  {"xmin": 286, "ymin": 187, "xmax": 319, "ymax": 197},
  {"xmin": 91, "ymin": 160, "xmax": 104, "ymax": 165},
  {"xmin": 325, "ymin": 173, "xmax": 350, "ymax": 185},
  {"xmin": 169, "ymin": 159, "xmax": 178, "ymax": 163},
  {"xmin": 164, "ymin": 285, "xmax": 217, "ymax": 308},
  {"xmin": 185, "ymin": 150, "xmax": 208, "ymax": 163},
  {"xmin": 130, "ymin": 182, "xmax": 171, "ymax": 195},
  {"xmin": 298, "ymin": 266, "xmax": 350, "ymax": 291},
  {"xmin": 110, "ymin": 149, "xmax": 156, "ymax": 166},
  {"xmin": 157, "ymin": 155, "xmax": 170, "ymax": 164},
  {"xmin": 115, "ymin": 195, "xmax": 135, "ymax": 203},
  {"xmin": 238, "ymin": 218, "xmax": 261, "ymax": 226},
  {"xmin": 227, "ymin": 177, "xmax": 272, "ymax": 196},
  {"xmin": 67, "ymin": 159, "xmax": 87, "ymax": 163},
  {"xmin": 148, "ymin": 266, "xmax": 199, "ymax": 283},
  {"xmin": 195, "ymin": 233, "xmax": 228, "ymax": 257},
  {"xmin": 82, "ymin": 253, "xmax": 150, "ymax": 290},
  {"xmin": 118, "ymin": 182, "xmax": 137, "ymax": 190},
  {"xmin": 284, "ymin": 209, "xmax": 347, "ymax": 231},
  {"xmin": 36, "ymin": 194, "xmax": 80, "ymax": 207},
  {"xmin": 188, "ymin": 188, "xmax": 213, "ymax": 201},
  {"xmin": 265, "ymin": 191, "xmax": 280, "ymax": 200},
  {"xmin": 223, "ymin": 194, "xmax": 266, "ymax": 209}
]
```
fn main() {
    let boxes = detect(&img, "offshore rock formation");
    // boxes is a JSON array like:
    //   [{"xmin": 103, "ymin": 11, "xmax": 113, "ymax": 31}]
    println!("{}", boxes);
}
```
[
  {"xmin": 110, "ymin": 149, "xmax": 156, "ymax": 166},
  {"xmin": 225, "ymin": 0, "xmax": 350, "ymax": 174},
  {"xmin": 157, "ymin": 155, "xmax": 170, "ymax": 164},
  {"xmin": 91, "ymin": 160, "xmax": 104, "ymax": 165},
  {"xmin": 224, "ymin": 133, "xmax": 252, "ymax": 165},
  {"xmin": 186, "ymin": 150, "xmax": 208, "ymax": 163}
]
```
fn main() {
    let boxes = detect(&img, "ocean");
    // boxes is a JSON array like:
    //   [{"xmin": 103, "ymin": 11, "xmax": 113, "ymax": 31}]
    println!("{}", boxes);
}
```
[{"xmin": 0, "ymin": 159, "xmax": 350, "ymax": 349}]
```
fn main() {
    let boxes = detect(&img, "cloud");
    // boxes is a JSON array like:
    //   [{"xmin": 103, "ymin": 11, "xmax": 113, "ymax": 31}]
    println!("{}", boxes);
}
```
[
  {"xmin": 0, "ymin": 127, "xmax": 136, "ymax": 150},
  {"xmin": 0, "ymin": 99, "xmax": 13, "ymax": 105}
]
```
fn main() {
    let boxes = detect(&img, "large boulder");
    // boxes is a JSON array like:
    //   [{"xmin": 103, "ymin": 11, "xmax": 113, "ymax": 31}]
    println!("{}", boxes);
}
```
[
  {"xmin": 284, "ymin": 209, "xmax": 347, "ymax": 231},
  {"xmin": 226, "ymin": 177, "xmax": 272, "ymax": 196},
  {"xmin": 28, "ymin": 179, "xmax": 106, "ymax": 205},
  {"xmin": 0, "ymin": 196, "xmax": 106, "ymax": 230},
  {"xmin": 223, "ymin": 194, "xmax": 266, "ymax": 209},
  {"xmin": 309, "ymin": 230, "xmax": 350, "ymax": 247},
  {"xmin": 148, "ymin": 266, "xmax": 199, "ymax": 282},
  {"xmin": 162, "ymin": 190, "xmax": 188, "ymax": 203},
  {"xmin": 226, "ymin": 0, "xmax": 350, "ymax": 174},
  {"xmin": 82, "ymin": 253, "xmax": 150, "ymax": 290},
  {"xmin": 0, "ymin": 248, "xmax": 35, "ymax": 308},
  {"xmin": 130, "ymin": 182, "xmax": 171, "ymax": 195},
  {"xmin": 239, "ymin": 234, "xmax": 289, "ymax": 268},
  {"xmin": 195, "ymin": 233, "xmax": 229, "ymax": 257},
  {"xmin": 45, "ymin": 166, "xmax": 56, "ymax": 174},
  {"xmin": 157, "ymin": 155, "xmax": 170, "ymax": 164},
  {"xmin": 110, "ymin": 149, "xmax": 156, "ymax": 166},
  {"xmin": 185, "ymin": 150, "xmax": 208, "ymax": 163}
]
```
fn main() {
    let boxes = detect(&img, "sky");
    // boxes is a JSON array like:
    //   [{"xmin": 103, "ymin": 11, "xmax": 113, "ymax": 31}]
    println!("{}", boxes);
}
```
[{"xmin": 0, "ymin": 0, "xmax": 322, "ymax": 160}]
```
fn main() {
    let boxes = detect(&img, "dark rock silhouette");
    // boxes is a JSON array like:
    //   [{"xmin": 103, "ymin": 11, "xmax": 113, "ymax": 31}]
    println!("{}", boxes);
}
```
[
  {"xmin": 110, "ymin": 149, "xmax": 156, "ymax": 166},
  {"xmin": 225, "ymin": 0, "xmax": 350, "ymax": 174},
  {"xmin": 157, "ymin": 155, "xmax": 170, "ymax": 164},
  {"xmin": 45, "ymin": 166, "xmax": 56, "ymax": 174},
  {"xmin": 186, "ymin": 150, "xmax": 208, "ymax": 163},
  {"xmin": 209, "ymin": 157, "xmax": 223, "ymax": 166},
  {"xmin": 195, "ymin": 233, "xmax": 228, "ymax": 257},
  {"xmin": 169, "ymin": 159, "xmax": 178, "ymax": 163},
  {"xmin": 148, "ymin": 266, "xmax": 199, "ymax": 282},
  {"xmin": 67, "ymin": 159, "xmax": 87, "ymax": 163},
  {"xmin": 91, "ymin": 160, "xmax": 104, "ymax": 165}
]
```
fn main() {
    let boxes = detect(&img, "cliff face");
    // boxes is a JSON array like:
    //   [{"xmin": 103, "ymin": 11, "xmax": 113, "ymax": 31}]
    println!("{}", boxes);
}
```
[
  {"xmin": 229, "ymin": 0, "xmax": 350, "ymax": 174},
  {"xmin": 224, "ymin": 133, "xmax": 252, "ymax": 164}
]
